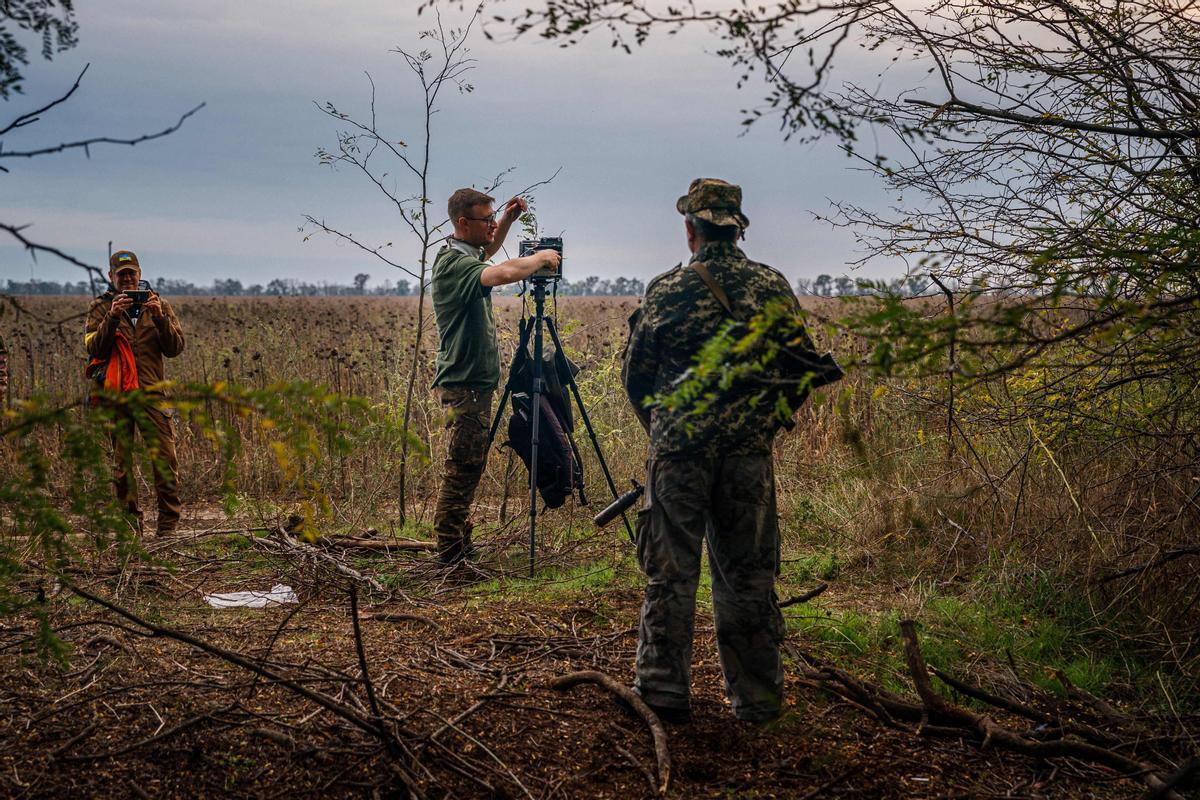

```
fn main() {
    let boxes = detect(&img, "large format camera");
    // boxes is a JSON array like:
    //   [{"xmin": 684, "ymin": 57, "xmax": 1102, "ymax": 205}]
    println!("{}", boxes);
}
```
[{"xmin": 519, "ymin": 237, "xmax": 563, "ymax": 280}]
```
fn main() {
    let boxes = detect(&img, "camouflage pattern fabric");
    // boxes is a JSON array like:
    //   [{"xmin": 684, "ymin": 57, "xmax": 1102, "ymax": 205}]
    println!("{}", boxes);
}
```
[
  {"xmin": 622, "ymin": 240, "xmax": 800, "ymax": 458},
  {"xmin": 111, "ymin": 405, "xmax": 182, "ymax": 535},
  {"xmin": 675, "ymin": 177, "xmax": 751, "ymax": 231},
  {"xmin": 633, "ymin": 454, "xmax": 784, "ymax": 721},
  {"xmin": 433, "ymin": 386, "xmax": 493, "ymax": 559}
]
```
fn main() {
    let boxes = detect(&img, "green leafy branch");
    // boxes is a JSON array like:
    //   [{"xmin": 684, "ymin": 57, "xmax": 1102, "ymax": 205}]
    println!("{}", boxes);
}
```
[
  {"xmin": 0, "ymin": 380, "xmax": 423, "ymax": 660},
  {"xmin": 654, "ymin": 297, "xmax": 828, "ymax": 426}
]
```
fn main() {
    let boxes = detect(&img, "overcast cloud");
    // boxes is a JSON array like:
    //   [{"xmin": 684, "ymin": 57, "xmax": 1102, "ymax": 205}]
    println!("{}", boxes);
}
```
[{"xmin": 2, "ymin": 1, "xmax": 916, "ymax": 289}]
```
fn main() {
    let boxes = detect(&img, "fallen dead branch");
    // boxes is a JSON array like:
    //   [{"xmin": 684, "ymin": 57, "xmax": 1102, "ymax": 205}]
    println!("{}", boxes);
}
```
[
  {"xmin": 615, "ymin": 742, "xmax": 658, "ymax": 795},
  {"xmin": 256, "ymin": 527, "xmax": 386, "ymax": 592},
  {"xmin": 49, "ymin": 722, "xmax": 98, "ymax": 759},
  {"xmin": 426, "ymin": 674, "xmax": 510, "ymax": 745},
  {"xmin": 1054, "ymin": 668, "xmax": 1150, "ymax": 736},
  {"xmin": 549, "ymin": 670, "xmax": 670, "ymax": 796},
  {"xmin": 791, "ymin": 623, "xmax": 1191, "ymax": 800},
  {"xmin": 81, "ymin": 633, "xmax": 142, "ymax": 663},
  {"xmin": 900, "ymin": 619, "xmax": 1182, "ymax": 799},
  {"xmin": 1147, "ymin": 756, "xmax": 1200, "ymax": 800},
  {"xmin": 780, "ymin": 582, "xmax": 829, "ymax": 608},
  {"xmin": 1097, "ymin": 546, "xmax": 1200, "ymax": 585},
  {"xmin": 363, "ymin": 612, "xmax": 441, "ymax": 630},
  {"xmin": 928, "ymin": 665, "xmax": 1116, "ymax": 746},
  {"xmin": 327, "ymin": 536, "xmax": 437, "ymax": 552},
  {"xmin": 61, "ymin": 705, "xmax": 233, "ymax": 762},
  {"xmin": 349, "ymin": 587, "xmax": 385, "ymax": 728},
  {"xmin": 174, "ymin": 527, "xmax": 272, "ymax": 537},
  {"xmin": 62, "ymin": 580, "xmax": 424, "ymax": 796}
]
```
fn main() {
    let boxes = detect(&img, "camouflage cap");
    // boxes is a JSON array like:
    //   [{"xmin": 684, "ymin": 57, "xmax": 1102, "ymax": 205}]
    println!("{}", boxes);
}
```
[
  {"xmin": 676, "ymin": 177, "xmax": 749, "ymax": 231},
  {"xmin": 109, "ymin": 250, "xmax": 140, "ymax": 272}
]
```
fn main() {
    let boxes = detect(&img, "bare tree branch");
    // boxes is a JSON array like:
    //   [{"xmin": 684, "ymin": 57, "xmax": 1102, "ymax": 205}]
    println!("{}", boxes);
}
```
[
  {"xmin": 0, "ymin": 102, "xmax": 205, "ymax": 167},
  {"xmin": 0, "ymin": 221, "xmax": 105, "ymax": 281}
]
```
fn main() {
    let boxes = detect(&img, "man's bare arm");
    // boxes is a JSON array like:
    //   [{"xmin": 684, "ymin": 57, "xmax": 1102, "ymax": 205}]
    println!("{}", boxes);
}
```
[{"xmin": 480, "ymin": 249, "xmax": 560, "ymax": 287}]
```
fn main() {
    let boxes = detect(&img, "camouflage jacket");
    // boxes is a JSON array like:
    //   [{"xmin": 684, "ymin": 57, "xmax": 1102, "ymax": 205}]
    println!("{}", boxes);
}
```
[{"xmin": 621, "ymin": 241, "xmax": 800, "ymax": 458}]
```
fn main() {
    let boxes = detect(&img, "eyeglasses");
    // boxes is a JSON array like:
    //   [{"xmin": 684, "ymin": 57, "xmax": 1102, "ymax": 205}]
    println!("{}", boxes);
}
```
[{"xmin": 463, "ymin": 213, "xmax": 497, "ymax": 225}]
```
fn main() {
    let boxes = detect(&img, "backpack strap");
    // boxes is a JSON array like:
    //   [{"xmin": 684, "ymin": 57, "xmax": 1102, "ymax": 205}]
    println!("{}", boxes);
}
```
[{"xmin": 690, "ymin": 261, "xmax": 743, "ymax": 321}]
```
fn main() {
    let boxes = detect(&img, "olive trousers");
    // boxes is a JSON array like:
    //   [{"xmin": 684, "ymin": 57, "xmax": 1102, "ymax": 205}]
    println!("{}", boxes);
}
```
[
  {"xmin": 634, "ymin": 453, "xmax": 785, "ymax": 721},
  {"xmin": 111, "ymin": 404, "xmax": 181, "ymax": 535},
  {"xmin": 432, "ymin": 387, "xmax": 494, "ymax": 560}
]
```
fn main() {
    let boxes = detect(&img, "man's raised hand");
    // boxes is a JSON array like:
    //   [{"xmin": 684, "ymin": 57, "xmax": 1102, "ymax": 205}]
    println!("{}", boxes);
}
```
[
  {"xmin": 144, "ymin": 293, "xmax": 164, "ymax": 319},
  {"xmin": 108, "ymin": 293, "xmax": 133, "ymax": 320},
  {"xmin": 501, "ymin": 196, "xmax": 529, "ymax": 225},
  {"xmin": 538, "ymin": 249, "xmax": 561, "ymax": 271}
]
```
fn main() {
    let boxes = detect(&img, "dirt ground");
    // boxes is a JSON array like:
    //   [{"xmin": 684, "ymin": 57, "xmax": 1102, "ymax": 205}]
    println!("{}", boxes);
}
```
[{"xmin": 1, "ymin": 511, "xmax": 1162, "ymax": 800}]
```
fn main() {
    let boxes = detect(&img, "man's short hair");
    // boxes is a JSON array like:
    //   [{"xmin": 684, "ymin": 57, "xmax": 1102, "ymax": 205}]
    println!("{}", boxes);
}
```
[
  {"xmin": 687, "ymin": 213, "xmax": 740, "ymax": 242},
  {"xmin": 448, "ymin": 188, "xmax": 495, "ymax": 222}
]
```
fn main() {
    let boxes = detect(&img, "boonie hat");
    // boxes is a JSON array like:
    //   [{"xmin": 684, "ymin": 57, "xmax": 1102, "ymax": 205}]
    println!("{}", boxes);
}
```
[
  {"xmin": 110, "ymin": 250, "xmax": 140, "ymax": 272},
  {"xmin": 676, "ymin": 178, "xmax": 749, "ymax": 231}
]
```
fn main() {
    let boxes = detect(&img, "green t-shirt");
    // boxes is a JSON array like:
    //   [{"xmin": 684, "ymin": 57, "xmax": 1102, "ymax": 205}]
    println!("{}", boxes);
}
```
[{"xmin": 431, "ymin": 242, "xmax": 500, "ymax": 390}]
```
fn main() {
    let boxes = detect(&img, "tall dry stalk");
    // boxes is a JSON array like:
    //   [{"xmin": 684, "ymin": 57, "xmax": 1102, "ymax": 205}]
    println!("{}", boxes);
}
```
[{"xmin": 303, "ymin": 8, "xmax": 484, "ymax": 526}]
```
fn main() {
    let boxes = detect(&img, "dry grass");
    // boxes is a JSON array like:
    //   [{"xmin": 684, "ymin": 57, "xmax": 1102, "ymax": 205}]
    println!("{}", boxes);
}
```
[
  {"xmin": 2, "ymin": 294, "xmax": 1197, "ymax": 685},
  {"xmin": 0, "ymin": 294, "xmax": 1196, "ymax": 798}
]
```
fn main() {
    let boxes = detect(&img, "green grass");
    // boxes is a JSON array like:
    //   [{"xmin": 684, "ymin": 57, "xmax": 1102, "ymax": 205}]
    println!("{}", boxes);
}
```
[
  {"xmin": 785, "ymin": 604, "xmax": 879, "ymax": 656},
  {"xmin": 780, "ymin": 550, "xmax": 841, "ymax": 584},
  {"xmin": 462, "ymin": 558, "xmax": 643, "ymax": 604},
  {"xmin": 781, "ymin": 567, "xmax": 1180, "ymax": 708}
]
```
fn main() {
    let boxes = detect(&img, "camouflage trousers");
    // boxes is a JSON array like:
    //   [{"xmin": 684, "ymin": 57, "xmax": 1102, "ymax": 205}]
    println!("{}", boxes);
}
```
[
  {"xmin": 634, "ymin": 453, "xmax": 784, "ymax": 721},
  {"xmin": 111, "ymin": 404, "xmax": 182, "ymax": 535},
  {"xmin": 433, "ymin": 387, "xmax": 494, "ymax": 560}
]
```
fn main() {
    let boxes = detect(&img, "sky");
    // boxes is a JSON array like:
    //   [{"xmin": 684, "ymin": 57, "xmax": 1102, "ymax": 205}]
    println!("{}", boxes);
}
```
[{"xmin": 1, "ymin": 1, "xmax": 917, "ymax": 290}]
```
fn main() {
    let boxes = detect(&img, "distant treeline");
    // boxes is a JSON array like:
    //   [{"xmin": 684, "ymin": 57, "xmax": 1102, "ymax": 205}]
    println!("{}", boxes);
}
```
[
  {"xmin": 3, "ymin": 276, "xmax": 417, "ymax": 297},
  {"xmin": 797, "ymin": 274, "xmax": 931, "ymax": 297},
  {"xmin": 5, "ymin": 275, "xmax": 650, "ymax": 297},
  {"xmin": 5, "ymin": 273, "xmax": 932, "ymax": 298}
]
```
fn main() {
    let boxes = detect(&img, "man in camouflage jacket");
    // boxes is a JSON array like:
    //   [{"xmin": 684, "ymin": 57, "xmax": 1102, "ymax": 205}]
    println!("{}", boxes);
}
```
[
  {"xmin": 85, "ymin": 250, "xmax": 186, "ymax": 535},
  {"xmin": 622, "ymin": 178, "xmax": 801, "ymax": 723}
]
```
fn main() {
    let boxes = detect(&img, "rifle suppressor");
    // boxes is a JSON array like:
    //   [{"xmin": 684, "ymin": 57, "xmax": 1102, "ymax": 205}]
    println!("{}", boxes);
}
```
[{"xmin": 593, "ymin": 480, "xmax": 643, "ymax": 528}]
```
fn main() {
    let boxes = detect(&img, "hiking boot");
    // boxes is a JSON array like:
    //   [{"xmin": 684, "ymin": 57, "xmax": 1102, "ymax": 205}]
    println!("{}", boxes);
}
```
[
  {"xmin": 437, "ymin": 522, "xmax": 478, "ymax": 566},
  {"xmin": 436, "ymin": 541, "xmax": 473, "ymax": 567},
  {"xmin": 613, "ymin": 693, "xmax": 692, "ymax": 724}
]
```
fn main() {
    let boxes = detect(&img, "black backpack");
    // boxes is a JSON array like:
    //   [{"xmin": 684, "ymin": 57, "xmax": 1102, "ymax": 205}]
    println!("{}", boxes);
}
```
[{"xmin": 503, "ymin": 322, "xmax": 584, "ymax": 508}]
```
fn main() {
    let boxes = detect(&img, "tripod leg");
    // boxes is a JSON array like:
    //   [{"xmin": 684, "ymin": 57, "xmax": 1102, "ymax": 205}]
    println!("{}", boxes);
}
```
[
  {"xmin": 528, "ymin": 289, "xmax": 547, "ymax": 577},
  {"xmin": 545, "ymin": 317, "xmax": 636, "ymax": 544}
]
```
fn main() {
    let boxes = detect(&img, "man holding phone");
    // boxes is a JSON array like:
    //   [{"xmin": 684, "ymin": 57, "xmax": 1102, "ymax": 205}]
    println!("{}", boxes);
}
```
[{"xmin": 85, "ymin": 249, "xmax": 186, "ymax": 535}]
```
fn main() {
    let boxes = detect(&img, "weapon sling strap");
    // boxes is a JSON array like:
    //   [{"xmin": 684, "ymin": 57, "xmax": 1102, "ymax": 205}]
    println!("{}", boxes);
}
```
[{"xmin": 690, "ymin": 261, "xmax": 744, "ymax": 322}]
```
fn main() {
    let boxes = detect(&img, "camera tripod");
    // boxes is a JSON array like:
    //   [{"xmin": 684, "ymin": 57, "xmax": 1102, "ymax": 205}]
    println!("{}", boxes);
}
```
[{"xmin": 486, "ymin": 277, "xmax": 635, "ymax": 576}]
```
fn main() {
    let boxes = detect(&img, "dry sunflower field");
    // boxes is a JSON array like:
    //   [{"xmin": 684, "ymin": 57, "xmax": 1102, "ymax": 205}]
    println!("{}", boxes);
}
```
[{"xmin": 0, "ymin": 294, "xmax": 1195, "ymax": 798}]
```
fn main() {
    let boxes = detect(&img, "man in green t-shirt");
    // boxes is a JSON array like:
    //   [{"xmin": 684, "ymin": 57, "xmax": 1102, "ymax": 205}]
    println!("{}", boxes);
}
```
[{"xmin": 430, "ymin": 187, "xmax": 561, "ymax": 565}]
